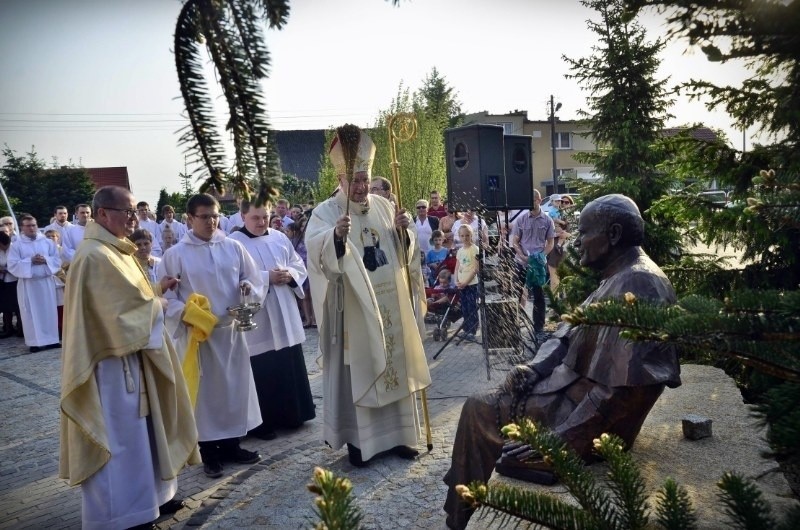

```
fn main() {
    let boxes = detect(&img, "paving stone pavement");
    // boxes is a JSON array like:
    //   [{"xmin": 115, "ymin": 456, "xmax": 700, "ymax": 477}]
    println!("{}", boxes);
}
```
[{"xmin": 0, "ymin": 312, "xmax": 534, "ymax": 529}]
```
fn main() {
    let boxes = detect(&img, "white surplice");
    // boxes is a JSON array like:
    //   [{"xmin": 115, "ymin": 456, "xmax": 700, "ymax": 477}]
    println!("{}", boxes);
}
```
[
  {"xmin": 161, "ymin": 229, "xmax": 265, "ymax": 441},
  {"xmin": 81, "ymin": 311, "xmax": 175, "ymax": 530},
  {"xmin": 43, "ymin": 220, "xmax": 73, "ymax": 239},
  {"xmin": 61, "ymin": 223, "xmax": 87, "ymax": 263},
  {"xmin": 226, "ymin": 212, "xmax": 244, "ymax": 233},
  {"xmin": 158, "ymin": 220, "xmax": 187, "ymax": 246},
  {"xmin": 228, "ymin": 229, "xmax": 306, "ymax": 354},
  {"xmin": 136, "ymin": 219, "xmax": 163, "ymax": 257},
  {"xmin": 7, "ymin": 233, "xmax": 60, "ymax": 347}
]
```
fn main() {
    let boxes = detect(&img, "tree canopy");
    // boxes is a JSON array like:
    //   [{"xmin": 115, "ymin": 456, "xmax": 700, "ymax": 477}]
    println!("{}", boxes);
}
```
[
  {"xmin": 0, "ymin": 146, "xmax": 95, "ymax": 224},
  {"xmin": 563, "ymin": 0, "xmax": 680, "ymax": 266}
]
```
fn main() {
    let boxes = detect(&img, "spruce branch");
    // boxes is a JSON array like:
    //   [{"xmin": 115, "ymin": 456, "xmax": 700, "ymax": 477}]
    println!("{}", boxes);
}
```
[
  {"xmin": 654, "ymin": 478, "xmax": 698, "ymax": 530},
  {"xmin": 716, "ymin": 472, "xmax": 776, "ymax": 530},
  {"xmin": 307, "ymin": 467, "xmax": 363, "ymax": 530}
]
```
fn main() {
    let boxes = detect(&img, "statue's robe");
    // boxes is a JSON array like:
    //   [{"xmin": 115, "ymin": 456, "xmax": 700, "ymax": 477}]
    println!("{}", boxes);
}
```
[
  {"xmin": 306, "ymin": 192, "xmax": 431, "ymax": 461},
  {"xmin": 443, "ymin": 247, "xmax": 681, "ymax": 530}
]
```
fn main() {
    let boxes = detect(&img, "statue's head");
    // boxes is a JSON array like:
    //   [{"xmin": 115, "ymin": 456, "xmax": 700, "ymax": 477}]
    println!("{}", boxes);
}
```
[{"xmin": 574, "ymin": 194, "xmax": 644, "ymax": 270}]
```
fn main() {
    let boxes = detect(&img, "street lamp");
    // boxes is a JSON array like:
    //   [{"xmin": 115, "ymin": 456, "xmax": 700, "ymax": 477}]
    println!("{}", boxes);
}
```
[{"xmin": 549, "ymin": 95, "xmax": 562, "ymax": 196}]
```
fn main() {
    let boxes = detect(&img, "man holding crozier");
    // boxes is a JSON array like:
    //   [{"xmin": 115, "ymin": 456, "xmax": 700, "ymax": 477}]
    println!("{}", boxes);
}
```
[{"xmin": 305, "ymin": 124, "xmax": 431, "ymax": 467}]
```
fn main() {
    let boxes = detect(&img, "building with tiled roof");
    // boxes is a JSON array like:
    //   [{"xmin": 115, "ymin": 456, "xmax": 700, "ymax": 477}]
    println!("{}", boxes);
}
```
[
  {"xmin": 661, "ymin": 126, "xmax": 718, "ymax": 142},
  {"xmin": 85, "ymin": 167, "xmax": 131, "ymax": 190}
]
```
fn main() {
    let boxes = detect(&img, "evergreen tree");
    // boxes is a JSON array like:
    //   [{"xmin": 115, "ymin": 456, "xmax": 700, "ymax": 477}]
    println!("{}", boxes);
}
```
[
  {"xmin": 179, "ymin": 169, "xmax": 195, "ymax": 204},
  {"xmin": 0, "ymin": 146, "xmax": 95, "ymax": 223},
  {"xmin": 370, "ymin": 83, "xmax": 450, "ymax": 208},
  {"xmin": 418, "ymin": 67, "xmax": 463, "ymax": 128},
  {"xmin": 314, "ymin": 79, "xmax": 454, "ymax": 209},
  {"xmin": 563, "ymin": 0, "xmax": 680, "ymax": 265},
  {"xmin": 155, "ymin": 188, "xmax": 188, "ymax": 220}
]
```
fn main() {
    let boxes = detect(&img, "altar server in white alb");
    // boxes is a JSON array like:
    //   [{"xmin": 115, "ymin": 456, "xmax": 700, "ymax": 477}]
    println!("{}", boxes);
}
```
[
  {"xmin": 229, "ymin": 201, "xmax": 316, "ymax": 440},
  {"xmin": 305, "ymin": 124, "xmax": 431, "ymax": 467},
  {"xmin": 61, "ymin": 203, "xmax": 92, "ymax": 263},
  {"xmin": 7, "ymin": 213, "xmax": 61, "ymax": 353},
  {"xmin": 161, "ymin": 193, "xmax": 265, "ymax": 479}
]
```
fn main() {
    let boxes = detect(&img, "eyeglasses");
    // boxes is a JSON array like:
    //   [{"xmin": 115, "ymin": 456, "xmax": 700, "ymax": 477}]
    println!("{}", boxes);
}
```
[
  {"xmin": 370, "ymin": 187, "xmax": 384, "ymax": 192},
  {"xmin": 192, "ymin": 214, "xmax": 220, "ymax": 221},
  {"xmin": 102, "ymin": 207, "xmax": 137, "ymax": 218},
  {"xmin": 416, "ymin": 206, "xmax": 427, "ymax": 209}
]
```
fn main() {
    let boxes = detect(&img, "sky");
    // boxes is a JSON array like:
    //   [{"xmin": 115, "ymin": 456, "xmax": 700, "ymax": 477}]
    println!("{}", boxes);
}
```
[{"xmin": 0, "ymin": 0, "xmax": 754, "ymax": 206}]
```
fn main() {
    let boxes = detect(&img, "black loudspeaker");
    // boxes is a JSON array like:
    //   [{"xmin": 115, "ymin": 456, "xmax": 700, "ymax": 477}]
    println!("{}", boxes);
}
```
[
  {"xmin": 484, "ymin": 298, "xmax": 520, "ymax": 349},
  {"xmin": 504, "ymin": 135, "xmax": 534, "ymax": 209},
  {"xmin": 445, "ymin": 124, "xmax": 506, "ymax": 211}
]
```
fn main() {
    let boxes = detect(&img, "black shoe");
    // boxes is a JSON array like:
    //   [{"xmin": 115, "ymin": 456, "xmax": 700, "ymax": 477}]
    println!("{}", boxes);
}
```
[
  {"xmin": 223, "ymin": 447, "xmax": 260, "ymax": 465},
  {"xmin": 203, "ymin": 460, "xmax": 223, "ymax": 478},
  {"xmin": 29, "ymin": 346, "xmax": 41, "ymax": 353},
  {"xmin": 159, "ymin": 498, "xmax": 186, "ymax": 515},
  {"xmin": 249, "ymin": 428, "xmax": 277, "ymax": 441},
  {"xmin": 347, "ymin": 443, "xmax": 369, "ymax": 467},
  {"xmin": 45, "ymin": 343, "xmax": 61, "ymax": 351},
  {"xmin": 392, "ymin": 445, "xmax": 419, "ymax": 459}
]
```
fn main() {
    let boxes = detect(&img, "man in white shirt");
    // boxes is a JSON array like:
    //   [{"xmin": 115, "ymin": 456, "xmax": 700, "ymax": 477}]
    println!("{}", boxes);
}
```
[
  {"xmin": 43, "ymin": 205, "xmax": 73, "ymax": 238},
  {"xmin": 274, "ymin": 198, "xmax": 295, "ymax": 227},
  {"xmin": 61, "ymin": 204, "xmax": 92, "ymax": 263},
  {"xmin": 413, "ymin": 199, "xmax": 439, "ymax": 253},
  {"xmin": 158, "ymin": 205, "xmax": 187, "ymax": 251},
  {"xmin": 135, "ymin": 202, "xmax": 164, "ymax": 257},
  {"xmin": 7, "ymin": 213, "xmax": 61, "ymax": 353}
]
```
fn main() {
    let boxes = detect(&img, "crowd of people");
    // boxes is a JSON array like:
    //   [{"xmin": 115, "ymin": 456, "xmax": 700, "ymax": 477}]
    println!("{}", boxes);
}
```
[{"xmin": 0, "ymin": 123, "xmax": 591, "ymax": 530}]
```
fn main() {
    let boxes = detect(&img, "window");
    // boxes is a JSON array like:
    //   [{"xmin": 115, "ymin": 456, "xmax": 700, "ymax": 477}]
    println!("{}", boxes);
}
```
[
  {"xmin": 497, "ymin": 122, "xmax": 515, "ymax": 135},
  {"xmin": 554, "ymin": 132, "xmax": 572, "ymax": 149},
  {"xmin": 556, "ymin": 168, "xmax": 574, "ymax": 177}
]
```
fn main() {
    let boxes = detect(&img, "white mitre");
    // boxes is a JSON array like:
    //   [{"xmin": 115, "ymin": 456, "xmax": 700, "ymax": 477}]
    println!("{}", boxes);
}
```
[{"xmin": 329, "ymin": 125, "xmax": 376, "ymax": 176}]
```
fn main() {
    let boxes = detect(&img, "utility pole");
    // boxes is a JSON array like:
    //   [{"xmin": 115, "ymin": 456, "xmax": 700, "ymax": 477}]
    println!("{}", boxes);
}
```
[{"xmin": 550, "ymin": 95, "xmax": 562, "ymax": 195}]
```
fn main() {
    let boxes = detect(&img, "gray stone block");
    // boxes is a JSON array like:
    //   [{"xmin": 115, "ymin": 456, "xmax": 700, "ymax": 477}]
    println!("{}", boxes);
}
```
[{"xmin": 682, "ymin": 414, "xmax": 713, "ymax": 440}]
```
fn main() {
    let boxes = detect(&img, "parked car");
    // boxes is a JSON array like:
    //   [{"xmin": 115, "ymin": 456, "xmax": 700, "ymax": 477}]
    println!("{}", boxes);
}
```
[{"xmin": 698, "ymin": 190, "xmax": 729, "ymax": 207}]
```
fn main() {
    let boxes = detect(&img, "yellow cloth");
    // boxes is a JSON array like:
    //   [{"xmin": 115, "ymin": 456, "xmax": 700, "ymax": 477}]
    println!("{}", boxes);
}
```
[
  {"xmin": 180, "ymin": 293, "xmax": 218, "ymax": 407},
  {"xmin": 59, "ymin": 222, "xmax": 200, "ymax": 486}
]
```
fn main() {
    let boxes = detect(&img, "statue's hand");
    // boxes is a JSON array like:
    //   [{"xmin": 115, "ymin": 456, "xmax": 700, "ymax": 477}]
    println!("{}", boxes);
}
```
[{"xmin": 501, "ymin": 365, "xmax": 539, "ymax": 395}]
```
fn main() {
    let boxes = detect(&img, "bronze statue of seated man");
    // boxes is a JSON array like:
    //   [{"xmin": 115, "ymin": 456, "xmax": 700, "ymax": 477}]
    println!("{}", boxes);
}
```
[{"xmin": 443, "ymin": 194, "xmax": 681, "ymax": 530}]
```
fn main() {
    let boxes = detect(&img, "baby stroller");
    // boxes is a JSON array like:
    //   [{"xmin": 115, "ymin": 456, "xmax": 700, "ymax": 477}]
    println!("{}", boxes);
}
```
[{"xmin": 425, "ymin": 285, "xmax": 462, "ymax": 341}]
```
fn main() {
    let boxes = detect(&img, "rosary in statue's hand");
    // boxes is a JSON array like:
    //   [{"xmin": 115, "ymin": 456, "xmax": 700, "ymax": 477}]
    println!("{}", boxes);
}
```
[{"xmin": 501, "ymin": 365, "xmax": 539, "ymax": 395}]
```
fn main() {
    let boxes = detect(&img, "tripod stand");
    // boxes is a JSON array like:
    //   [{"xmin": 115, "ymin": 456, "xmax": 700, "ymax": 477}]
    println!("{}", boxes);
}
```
[{"xmin": 430, "ymin": 211, "xmax": 544, "ymax": 379}]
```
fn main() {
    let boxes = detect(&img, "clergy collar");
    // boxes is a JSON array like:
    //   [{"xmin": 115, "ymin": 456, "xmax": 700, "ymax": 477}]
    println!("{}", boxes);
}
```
[{"xmin": 239, "ymin": 227, "xmax": 269, "ymax": 239}]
